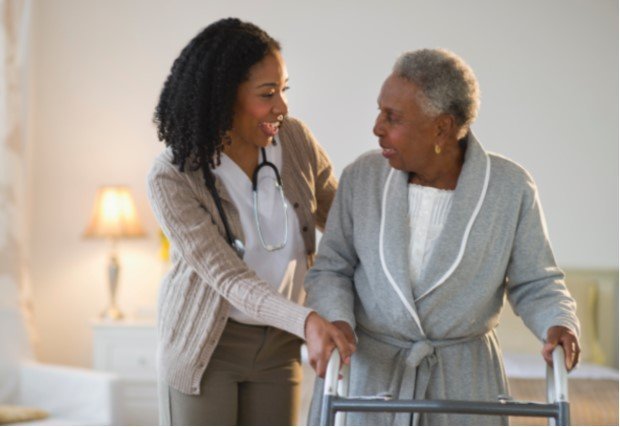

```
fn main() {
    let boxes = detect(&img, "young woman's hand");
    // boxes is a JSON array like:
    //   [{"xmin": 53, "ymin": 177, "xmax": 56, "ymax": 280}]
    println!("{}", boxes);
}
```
[{"xmin": 304, "ymin": 312, "xmax": 356, "ymax": 378}]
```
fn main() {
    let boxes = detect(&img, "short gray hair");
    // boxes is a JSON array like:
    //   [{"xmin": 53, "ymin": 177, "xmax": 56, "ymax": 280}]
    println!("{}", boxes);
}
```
[{"xmin": 393, "ymin": 48, "xmax": 480, "ymax": 139}]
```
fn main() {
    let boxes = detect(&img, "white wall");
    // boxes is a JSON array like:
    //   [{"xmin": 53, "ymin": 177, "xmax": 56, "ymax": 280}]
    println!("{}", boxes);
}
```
[{"xmin": 28, "ymin": 0, "xmax": 617, "ymax": 367}]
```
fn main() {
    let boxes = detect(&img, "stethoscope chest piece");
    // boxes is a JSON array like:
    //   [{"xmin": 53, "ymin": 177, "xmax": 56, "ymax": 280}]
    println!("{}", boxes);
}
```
[{"xmin": 232, "ymin": 238, "xmax": 245, "ymax": 259}]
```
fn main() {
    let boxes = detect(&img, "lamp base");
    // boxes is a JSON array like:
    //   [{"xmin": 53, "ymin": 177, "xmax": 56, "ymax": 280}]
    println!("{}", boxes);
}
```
[
  {"xmin": 101, "ymin": 306, "xmax": 124, "ymax": 321},
  {"xmin": 102, "ymin": 251, "xmax": 123, "ymax": 321}
]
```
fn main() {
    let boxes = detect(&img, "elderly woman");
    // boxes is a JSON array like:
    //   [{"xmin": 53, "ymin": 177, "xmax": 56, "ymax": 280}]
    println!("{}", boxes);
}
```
[{"xmin": 305, "ymin": 49, "xmax": 580, "ymax": 425}]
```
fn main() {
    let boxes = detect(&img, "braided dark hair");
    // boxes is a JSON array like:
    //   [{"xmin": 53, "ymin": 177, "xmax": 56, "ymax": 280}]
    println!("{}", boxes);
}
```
[{"xmin": 153, "ymin": 18, "xmax": 281, "ymax": 185}]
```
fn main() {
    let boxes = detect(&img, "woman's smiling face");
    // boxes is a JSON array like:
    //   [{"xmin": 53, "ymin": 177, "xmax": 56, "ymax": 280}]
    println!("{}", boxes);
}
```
[{"xmin": 230, "ymin": 50, "xmax": 289, "ymax": 149}]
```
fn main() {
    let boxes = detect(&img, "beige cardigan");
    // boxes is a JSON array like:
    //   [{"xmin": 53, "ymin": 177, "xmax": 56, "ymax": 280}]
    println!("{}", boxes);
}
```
[{"xmin": 147, "ymin": 117, "xmax": 337, "ymax": 395}]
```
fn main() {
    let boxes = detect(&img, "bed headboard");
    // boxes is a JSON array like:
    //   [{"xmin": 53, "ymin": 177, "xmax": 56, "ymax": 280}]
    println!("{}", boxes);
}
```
[{"xmin": 495, "ymin": 269, "xmax": 618, "ymax": 369}]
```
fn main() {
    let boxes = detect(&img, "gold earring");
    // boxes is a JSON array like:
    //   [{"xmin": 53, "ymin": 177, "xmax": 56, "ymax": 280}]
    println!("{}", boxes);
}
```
[{"xmin": 435, "ymin": 144, "xmax": 442, "ymax": 155}]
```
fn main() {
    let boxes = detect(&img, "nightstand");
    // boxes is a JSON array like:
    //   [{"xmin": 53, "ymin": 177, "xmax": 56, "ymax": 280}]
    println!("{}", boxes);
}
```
[{"xmin": 92, "ymin": 319, "xmax": 158, "ymax": 425}]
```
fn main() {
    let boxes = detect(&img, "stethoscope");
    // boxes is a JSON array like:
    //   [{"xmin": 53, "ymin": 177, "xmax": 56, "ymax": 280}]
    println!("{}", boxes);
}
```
[{"xmin": 206, "ymin": 145, "xmax": 288, "ymax": 259}]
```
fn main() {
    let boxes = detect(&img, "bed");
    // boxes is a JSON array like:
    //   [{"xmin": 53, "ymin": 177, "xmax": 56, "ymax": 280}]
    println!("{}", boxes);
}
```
[{"xmin": 496, "ymin": 269, "xmax": 619, "ymax": 426}]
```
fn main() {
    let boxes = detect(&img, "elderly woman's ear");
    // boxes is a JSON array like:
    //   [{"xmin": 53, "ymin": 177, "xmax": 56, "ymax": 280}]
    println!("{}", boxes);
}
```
[{"xmin": 435, "ymin": 114, "xmax": 458, "ymax": 139}]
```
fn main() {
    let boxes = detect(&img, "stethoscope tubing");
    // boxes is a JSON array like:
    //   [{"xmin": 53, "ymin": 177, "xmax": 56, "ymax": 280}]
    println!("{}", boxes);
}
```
[
  {"xmin": 205, "ymin": 172, "xmax": 245, "ymax": 258},
  {"xmin": 252, "ymin": 148, "xmax": 283, "ymax": 190},
  {"xmin": 207, "ymin": 146, "xmax": 288, "ymax": 258}
]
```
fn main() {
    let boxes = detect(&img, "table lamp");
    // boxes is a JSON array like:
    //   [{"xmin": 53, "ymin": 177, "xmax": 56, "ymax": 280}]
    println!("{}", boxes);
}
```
[{"xmin": 83, "ymin": 186, "xmax": 146, "ymax": 320}]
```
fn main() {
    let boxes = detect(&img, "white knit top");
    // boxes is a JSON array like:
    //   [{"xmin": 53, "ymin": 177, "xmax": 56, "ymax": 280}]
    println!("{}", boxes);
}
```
[{"xmin": 408, "ymin": 183, "xmax": 454, "ymax": 297}]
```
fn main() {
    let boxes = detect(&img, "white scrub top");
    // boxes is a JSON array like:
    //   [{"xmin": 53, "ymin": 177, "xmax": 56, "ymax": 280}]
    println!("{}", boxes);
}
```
[{"xmin": 212, "ymin": 137, "xmax": 308, "ymax": 325}]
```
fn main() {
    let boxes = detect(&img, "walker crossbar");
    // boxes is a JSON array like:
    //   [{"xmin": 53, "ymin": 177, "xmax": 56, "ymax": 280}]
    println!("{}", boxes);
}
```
[
  {"xmin": 321, "ymin": 397, "xmax": 570, "ymax": 425},
  {"xmin": 320, "ymin": 346, "xmax": 570, "ymax": 426}
]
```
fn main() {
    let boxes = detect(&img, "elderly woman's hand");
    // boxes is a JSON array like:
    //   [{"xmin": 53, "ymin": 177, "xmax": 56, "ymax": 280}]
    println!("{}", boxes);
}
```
[
  {"xmin": 542, "ymin": 325, "xmax": 580, "ymax": 371},
  {"xmin": 305, "ymin": 312, "xmax": 357, "ymax": 378},
  {"xmin": 332, "ymin": 320, "xmax": 357, "ymax": 346}
]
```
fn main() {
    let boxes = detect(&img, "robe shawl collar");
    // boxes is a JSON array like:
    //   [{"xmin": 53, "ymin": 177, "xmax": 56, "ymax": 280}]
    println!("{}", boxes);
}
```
[
  {"xmin": 381, "ymin": 165, "xmax": 417, "ymax": 321},
  {"xmin": 381, "ymin": 132, "xmax": 490, "ymax": 330}
]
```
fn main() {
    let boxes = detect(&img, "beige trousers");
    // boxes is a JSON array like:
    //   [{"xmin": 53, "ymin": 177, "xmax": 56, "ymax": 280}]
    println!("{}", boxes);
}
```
[{"xmin": 160, "ymin": 320, "xmax": 303, "ymax": 426}]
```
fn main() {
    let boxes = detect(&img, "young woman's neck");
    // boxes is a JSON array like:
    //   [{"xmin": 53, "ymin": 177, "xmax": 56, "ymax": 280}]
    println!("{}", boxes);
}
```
[{"xmin": 223, "ymin": 137, "xmax": 260, "ymax": 180}]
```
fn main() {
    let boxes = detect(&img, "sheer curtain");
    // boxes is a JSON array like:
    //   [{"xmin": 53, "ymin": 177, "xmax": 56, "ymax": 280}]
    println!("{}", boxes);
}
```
[{"xmin": 0, "ymin": 0, "xmax": 34, "ymax": 403}]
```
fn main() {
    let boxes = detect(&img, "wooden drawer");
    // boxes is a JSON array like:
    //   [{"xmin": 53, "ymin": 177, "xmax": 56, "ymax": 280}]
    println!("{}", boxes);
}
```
[
  {"xmin": 92, "ymin": 321, "xmax": 157, "ymax": 379},
  {"xmin": 107, "ymin": 343, "xmax": 157, "ymax": 377},
  {"xmin": 92, "ymin": 320, "xmax": 159, "ymax": 425}
]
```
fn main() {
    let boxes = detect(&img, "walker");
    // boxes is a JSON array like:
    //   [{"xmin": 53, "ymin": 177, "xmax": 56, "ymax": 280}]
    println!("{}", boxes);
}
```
[{"xmin": 320, "ymin": 346, "xmax": 570, "ymax": 426}]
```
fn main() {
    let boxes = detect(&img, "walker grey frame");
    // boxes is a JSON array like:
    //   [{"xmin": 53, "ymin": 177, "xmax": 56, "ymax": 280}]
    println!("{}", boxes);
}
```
[{"xmin": 320, "ymin": 346, "xmax": 570, "ymax": 426}]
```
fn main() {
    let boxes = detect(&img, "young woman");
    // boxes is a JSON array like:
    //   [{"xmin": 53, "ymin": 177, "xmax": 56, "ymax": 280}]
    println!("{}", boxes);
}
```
[{"xmin": 148, "ymin": 18, "xmax": 354, "ymax": 426}]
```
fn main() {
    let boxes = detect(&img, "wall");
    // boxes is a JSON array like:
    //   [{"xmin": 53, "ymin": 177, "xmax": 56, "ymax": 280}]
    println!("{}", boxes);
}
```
[{"xmin": 28, "ymin": 0, "xmax": 618, "ymax": 367}]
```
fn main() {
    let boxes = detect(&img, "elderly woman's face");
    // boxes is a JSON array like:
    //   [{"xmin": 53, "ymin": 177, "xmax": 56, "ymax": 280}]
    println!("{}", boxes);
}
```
[{"xmin": 373, "ymin": 74, "xmax": 439, "ymax": 173}]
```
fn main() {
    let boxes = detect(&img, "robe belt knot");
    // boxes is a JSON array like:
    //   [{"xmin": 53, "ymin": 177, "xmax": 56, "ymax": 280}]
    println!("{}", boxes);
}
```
[
  {"xmin": 357, "ymin": 326, "xmax": 489, "ymax": 424},
  {"xmin": 406, "ymin": 340, "xmax": 437, "ymax": 369}
]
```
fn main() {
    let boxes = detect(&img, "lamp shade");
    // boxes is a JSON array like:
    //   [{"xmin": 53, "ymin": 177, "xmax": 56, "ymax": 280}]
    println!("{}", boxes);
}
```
[{"xmin": 84, "ymin": 186, "xmax": 146, "ymax": 238}]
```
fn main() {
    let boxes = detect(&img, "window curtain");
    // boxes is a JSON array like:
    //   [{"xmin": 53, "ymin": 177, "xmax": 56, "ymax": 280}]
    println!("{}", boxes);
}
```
[{"xmin": 0, "ymin": 0, "xmax": 34, "ymax": 403}]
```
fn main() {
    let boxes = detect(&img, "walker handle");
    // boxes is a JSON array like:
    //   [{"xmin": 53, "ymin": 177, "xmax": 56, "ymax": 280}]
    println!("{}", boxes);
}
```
[
  {"xmin": 323, "ymin": 350, "xmax": 341, "ymax": 397},
  {"xmin": 321, "ymin": 350, "xmax": 350, "ymax": 426},
  {"xmin": 546, "ymin": 345, "xmax": 570, "ymax": 426},
  {"xmin": 546, "ymin": 345, "xmax": 569, "ymax": 402}
]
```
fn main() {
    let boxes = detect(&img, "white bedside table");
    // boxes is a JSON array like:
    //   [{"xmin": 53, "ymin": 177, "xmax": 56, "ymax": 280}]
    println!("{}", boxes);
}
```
[{"xmin": 92, "ymin": 319, "xmax": 158, "ymax": 425}]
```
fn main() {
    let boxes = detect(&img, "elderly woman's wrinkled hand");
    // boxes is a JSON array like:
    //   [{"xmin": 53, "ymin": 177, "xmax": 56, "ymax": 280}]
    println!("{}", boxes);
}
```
[
  {"xmin": 332, "ymin": 320, "xmax": 357, "ymax": 346},
  {"xmin": 304, "ymin": 312, "xmax": 357, "ymax": 378},
  {"xmin": 542, "ymin": 325, "xmax": 580, "ymax": 372}
]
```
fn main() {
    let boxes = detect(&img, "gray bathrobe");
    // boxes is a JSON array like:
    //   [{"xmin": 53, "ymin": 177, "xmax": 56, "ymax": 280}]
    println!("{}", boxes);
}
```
[{"xmin": 305, "ymin": 133, "xmax": 579, "ymax": 425}]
